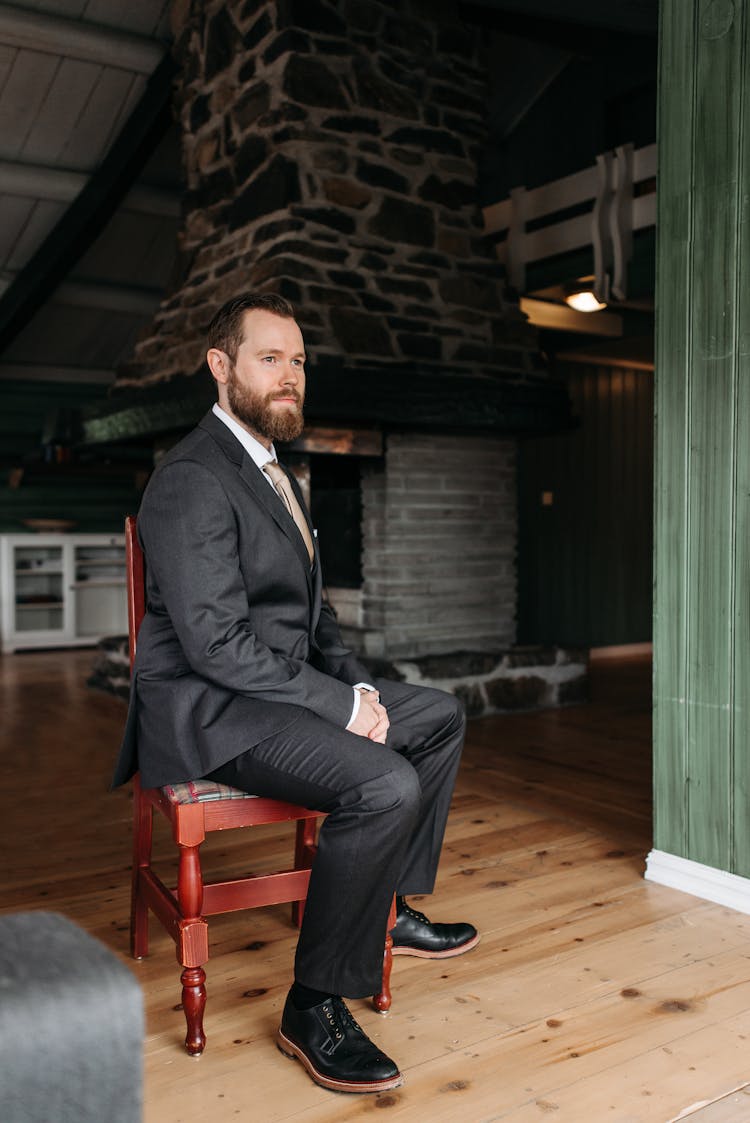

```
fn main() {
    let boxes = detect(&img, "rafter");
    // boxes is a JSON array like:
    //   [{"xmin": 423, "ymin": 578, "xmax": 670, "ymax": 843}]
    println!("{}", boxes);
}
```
[
  {"xmin": 0, "ymin": 53, "xmax": 175, "ymax": 354},
  {"xmin": 0, "ymin": 272, "xmax": 163, "ymax": 315},
  {"xmin": 0, "ymin": 3, "xmax": 164, "ymax": 73},
  {"xmin": 0, "ymin": 160, "xmax": 179, "ymax": 217}
]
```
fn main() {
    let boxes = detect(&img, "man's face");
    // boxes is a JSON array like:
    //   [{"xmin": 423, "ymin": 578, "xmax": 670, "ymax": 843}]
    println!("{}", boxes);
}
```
[{"xmin": 224, "ymin": 309, "xmax": 306, "ymax": 443}]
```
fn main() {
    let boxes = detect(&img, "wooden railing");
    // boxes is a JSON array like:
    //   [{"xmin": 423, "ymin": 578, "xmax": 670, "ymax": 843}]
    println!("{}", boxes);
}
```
[{"xmin": 482, "ymin": 142, "xmax": 656, "ymax": 301}]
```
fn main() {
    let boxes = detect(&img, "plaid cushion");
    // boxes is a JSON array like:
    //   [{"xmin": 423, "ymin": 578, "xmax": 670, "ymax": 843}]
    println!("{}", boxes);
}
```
[{"xmin": 162, "ymin": 780, "xmax": 258, "ymax": 805}]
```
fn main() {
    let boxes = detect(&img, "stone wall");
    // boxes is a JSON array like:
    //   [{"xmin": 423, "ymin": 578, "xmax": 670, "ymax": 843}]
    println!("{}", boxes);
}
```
[
  {"xmin": 89, "ymin": 636, "xmax": 589, "ymax": 718},
  {"xmin": 118, "ymin": 0, "xmax": 540, "ymax": 389},
  {"xmin": 358, "ymin": 433, "xmax": 516, "ymax": 657}
]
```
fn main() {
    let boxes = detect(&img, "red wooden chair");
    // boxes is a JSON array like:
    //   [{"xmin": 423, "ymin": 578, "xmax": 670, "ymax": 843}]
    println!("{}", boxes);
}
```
[{"xmin": 124, "ymin": 515, "xmax": 395, "ymax": 1055}]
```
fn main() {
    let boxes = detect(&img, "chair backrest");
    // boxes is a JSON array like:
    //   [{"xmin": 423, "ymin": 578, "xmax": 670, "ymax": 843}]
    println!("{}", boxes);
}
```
[{"xmin": 125, "ymin": 515, "xmax": 145, "ymax": 672}]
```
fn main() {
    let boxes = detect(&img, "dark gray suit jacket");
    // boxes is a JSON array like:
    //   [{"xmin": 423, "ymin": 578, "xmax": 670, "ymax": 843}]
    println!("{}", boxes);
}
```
[{"xmin": 112, "ymin": 410, "xmax": 371, "ymax": 789}]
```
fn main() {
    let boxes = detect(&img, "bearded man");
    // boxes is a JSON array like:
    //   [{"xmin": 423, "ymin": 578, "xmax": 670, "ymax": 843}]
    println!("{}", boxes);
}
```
[{"xmin": 113, "ymin": 292, "xmax": 478, "ymax": 1094}]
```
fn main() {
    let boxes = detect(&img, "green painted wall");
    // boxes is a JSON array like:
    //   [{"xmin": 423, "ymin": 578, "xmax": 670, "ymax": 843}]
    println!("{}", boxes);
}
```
[
  {"xmin": 654, "ymin": 0, "xmax": 750, "ymax": 873},
  {"xmin": 518, "ymin": 360, "xmax": 653, "ymax": 647}
]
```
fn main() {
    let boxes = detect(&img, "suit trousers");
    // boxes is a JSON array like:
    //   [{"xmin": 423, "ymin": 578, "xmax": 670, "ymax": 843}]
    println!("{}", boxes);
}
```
[{"xmin": 206, "ymin": 677, "xmax": 466, "ymax": 998}]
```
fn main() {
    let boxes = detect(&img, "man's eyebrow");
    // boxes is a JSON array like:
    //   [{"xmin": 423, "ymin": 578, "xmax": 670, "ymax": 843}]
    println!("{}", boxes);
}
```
[{"xmin": 255, "ymin": 347, "xmax": 307, "ymax": 359}]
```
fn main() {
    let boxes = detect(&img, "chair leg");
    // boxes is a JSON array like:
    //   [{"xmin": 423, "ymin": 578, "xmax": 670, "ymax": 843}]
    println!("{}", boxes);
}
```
[
  {"xmin": 130, "ymin": 776, "xmax": 151, "ymax": 959},
  {"xmin": 181, "ymin": 966, "xmax": 207, "ymax": 1056},
  {"xmin": 177, "ymin": 833, "xmax": 209, "ymax": 1056},
  {"xmin": 291, "ymin": 817, "xmax": 317, "ymax": 928},
  {"xmin": 373, "ymin": 896, "xmax": 396, "ymax": 1014}
]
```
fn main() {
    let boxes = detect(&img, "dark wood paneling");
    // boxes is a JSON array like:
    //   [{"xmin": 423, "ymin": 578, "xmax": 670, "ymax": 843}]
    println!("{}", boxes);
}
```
[
  {"xmin": 518, "ymin": 360, "xmax": 653, "ymax": 647},
  {"xmin": 0, "ymin": 379, "xmax": 144, "ymax": 531}
]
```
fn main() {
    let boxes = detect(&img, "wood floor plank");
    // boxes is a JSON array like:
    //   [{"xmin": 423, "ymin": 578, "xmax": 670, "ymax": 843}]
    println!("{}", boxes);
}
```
[
  {"xmin": 8, "ymin": 650, "xmax": 750, "ymax": 1123},
  {"xmin": 498, "ymin": 1012, "xmax": 750, "ymax": 1123}
]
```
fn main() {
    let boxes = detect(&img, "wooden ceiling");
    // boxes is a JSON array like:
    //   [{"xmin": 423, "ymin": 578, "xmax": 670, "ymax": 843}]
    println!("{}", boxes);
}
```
[{"xmin": 0, "ymin": 0, "xmax": 180, "ymax": 388}]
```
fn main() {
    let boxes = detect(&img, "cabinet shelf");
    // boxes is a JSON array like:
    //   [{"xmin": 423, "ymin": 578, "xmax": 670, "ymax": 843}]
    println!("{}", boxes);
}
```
[
  {"xmin": 15, "ymin": 601, "xmax": 64, "ymax": 610},
  {"xmin": 70, "ymin": 579, "xmax": 126, "ymax": 589},
  {"xmin": 15, "ymin": 568, "xmax": 63, "ymax": 576},
  {"xmin": 74, "ymin": 558, "xmax": 124, "ymax": 567}
]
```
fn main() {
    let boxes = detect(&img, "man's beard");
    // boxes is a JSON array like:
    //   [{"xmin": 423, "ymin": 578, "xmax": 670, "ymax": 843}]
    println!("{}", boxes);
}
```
[{"xmin": 227, "ymin": 369, "xmax": 304, "ymax": 442}]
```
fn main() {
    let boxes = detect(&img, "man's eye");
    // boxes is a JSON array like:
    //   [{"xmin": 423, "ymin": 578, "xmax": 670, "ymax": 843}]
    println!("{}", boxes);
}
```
[
  {"xmin": 292, "ymin": 358, "xmax": 304, "ymax": 367},
  {"xmin": 262, "ymin": 355, "xmax": 277, "ymax": 363}
]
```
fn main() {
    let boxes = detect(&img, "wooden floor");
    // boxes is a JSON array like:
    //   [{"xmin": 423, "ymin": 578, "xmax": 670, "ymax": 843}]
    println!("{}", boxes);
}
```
[{"xmin": 3, "ymin": 650, "xmax": 750, "ymax": 1122}]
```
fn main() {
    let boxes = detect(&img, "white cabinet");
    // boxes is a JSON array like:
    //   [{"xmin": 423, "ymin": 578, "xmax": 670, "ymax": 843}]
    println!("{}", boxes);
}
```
[{"xmin": 0, "ymin": 533, "xmax": 127, "ymax": 652}]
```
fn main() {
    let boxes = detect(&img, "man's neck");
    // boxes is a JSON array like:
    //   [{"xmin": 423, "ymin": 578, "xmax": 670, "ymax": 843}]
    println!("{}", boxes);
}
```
[
  {"xmin": 215, "ymin": 402, "xmax": 272, "ymax": 451},
  {"xmin": 211, "ymin": 404, "xmax": 277, "ymax": 468}
]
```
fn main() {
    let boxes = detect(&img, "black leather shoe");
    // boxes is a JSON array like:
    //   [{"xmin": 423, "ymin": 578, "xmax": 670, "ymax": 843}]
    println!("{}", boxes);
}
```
[
  {"xmin": 390, "ymin": 899, "xmax": 480, "ymax": 958},
  {"xmin": 277, "ymin": 991, "xmax": 403, "ymax": 1094}
]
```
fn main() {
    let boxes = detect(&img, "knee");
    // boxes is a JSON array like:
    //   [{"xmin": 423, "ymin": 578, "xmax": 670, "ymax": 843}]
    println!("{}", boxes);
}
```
[
  {"xmin": 447, "ymin": 691, "xmax": 466, "ymax": 732},
  {"xmin": 367, "ymin": 762, "xmax": 422, "ymax": 822},
  {"xmin": 426, "ymin": 687, "xmax": 466, "ymax": 736}
]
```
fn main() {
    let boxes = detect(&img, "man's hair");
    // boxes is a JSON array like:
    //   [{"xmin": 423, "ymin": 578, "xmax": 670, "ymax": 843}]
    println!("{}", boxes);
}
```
[{"xmin": 207, "ymin": 293, "xmax": 296, "ymax": 363}]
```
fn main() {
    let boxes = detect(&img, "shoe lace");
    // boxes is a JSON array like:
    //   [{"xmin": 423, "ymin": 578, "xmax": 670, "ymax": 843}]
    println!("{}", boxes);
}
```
[
  {"xmin": 399, "ymin": 901, "xmax": 430, "ymax": 925},
  {"xmin": 321, "ymin": 997, "xmax": 363, "ymax": 1041}
]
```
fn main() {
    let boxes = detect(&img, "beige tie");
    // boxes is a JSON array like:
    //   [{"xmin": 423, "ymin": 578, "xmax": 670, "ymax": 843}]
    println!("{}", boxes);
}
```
[{"xmin": 263, "ymin": 460, "xmax": 314, "ymax": 564}]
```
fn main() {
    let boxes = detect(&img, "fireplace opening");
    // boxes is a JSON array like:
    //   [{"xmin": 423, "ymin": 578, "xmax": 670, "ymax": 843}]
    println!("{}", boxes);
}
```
[{"xmin": 309, "ymin": 454, "xmax": 363, "ymax": 591}]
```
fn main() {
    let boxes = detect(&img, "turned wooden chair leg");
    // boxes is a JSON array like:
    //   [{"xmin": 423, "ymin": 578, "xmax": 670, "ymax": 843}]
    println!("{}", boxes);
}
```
[
  {"xmin": 181, "ymin": 965, "xmax": 207, "ymax": 1056},
  {"xmin": 177, "ymin": 836, "xmax": 209, "ymax": 1055},
  {"xmin": 130, "ymin": 777, "xmax": 151, "ymax": 959},
  {"xmin": 291, "ymin": 818, "xmax": 317, "ymax": 928},
  {"xmin": 373, "ymin": 896, "xmax": 396, "ymax": 1014}
]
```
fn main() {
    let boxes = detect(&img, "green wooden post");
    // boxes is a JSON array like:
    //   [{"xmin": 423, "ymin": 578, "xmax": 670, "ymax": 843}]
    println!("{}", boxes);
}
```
[{"xmin": 652, "ymin": 0, "xmax": 750, "ymax": 887}]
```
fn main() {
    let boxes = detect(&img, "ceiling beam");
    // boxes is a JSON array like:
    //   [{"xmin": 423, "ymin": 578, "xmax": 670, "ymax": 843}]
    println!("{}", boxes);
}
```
[
  {"xmin": 0, "ymin": 159, "xmax": 180, "ymax": 217},
  {"xmin": 0, "ymin": 3, "xmax": 165, "ymax": 73},
  {"xmin": 0, "ymin": 52, "xmax": 175, "ymax": 354},
  {"xmin": 0, "ymin": 161, "xmax": 83, "ymax": 202},
  {"xmin": 0, "ymin": 272, "xmax": 163, "ymax": 315}
]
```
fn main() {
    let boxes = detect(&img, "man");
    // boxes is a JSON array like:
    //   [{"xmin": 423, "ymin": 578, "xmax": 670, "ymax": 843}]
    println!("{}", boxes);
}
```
[{"xmin": 113, "ymin": 292, "xmax": 478, "ymax": 1094}]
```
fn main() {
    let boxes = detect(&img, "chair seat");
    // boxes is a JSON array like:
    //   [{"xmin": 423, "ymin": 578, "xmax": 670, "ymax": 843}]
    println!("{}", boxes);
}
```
[{"xmin": 162, "ymin": 780, "xmax": 258, "ymax": 805}]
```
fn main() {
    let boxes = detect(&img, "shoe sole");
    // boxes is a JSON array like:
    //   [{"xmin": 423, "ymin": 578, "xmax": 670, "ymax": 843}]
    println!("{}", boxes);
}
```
[
  {"xmin": 276, "ymin": 1029, "xmax": 404, "ymax": 1094},
  {"xmin": 391, "ymin": 931, "xmax": 481, "ymax": 959}
]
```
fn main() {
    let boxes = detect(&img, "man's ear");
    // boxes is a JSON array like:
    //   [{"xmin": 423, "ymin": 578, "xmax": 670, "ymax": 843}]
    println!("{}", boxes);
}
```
[{"xmin": 207, "ymin": 347, "xmax": 230, "ymax": 384}]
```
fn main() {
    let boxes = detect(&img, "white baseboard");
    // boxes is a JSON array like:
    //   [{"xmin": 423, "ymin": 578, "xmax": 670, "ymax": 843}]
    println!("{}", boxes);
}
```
[{"xmin": 645, "ymin": 849, "xmax": 750, "ymax": 915}]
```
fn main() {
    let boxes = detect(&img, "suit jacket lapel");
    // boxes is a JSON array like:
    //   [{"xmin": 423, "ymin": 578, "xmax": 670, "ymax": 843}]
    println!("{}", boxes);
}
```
[{"xmin": 198, "ymin": 411, "xmax": 314, "ymax": 595}]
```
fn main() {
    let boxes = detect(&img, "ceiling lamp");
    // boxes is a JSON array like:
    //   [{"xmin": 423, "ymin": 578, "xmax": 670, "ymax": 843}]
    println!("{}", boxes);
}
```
[{"xmin": 565, "ymin": 290, "xmax": 607, "ymax": 313}]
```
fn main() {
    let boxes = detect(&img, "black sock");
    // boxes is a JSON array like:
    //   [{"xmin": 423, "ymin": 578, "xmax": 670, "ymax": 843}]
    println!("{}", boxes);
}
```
[{"xmin": 290, "ymin": 981, "xmax": 335, "ymax": 1010}]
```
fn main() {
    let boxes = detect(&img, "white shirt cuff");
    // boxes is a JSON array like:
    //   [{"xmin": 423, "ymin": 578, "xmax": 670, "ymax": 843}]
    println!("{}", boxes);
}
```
[{"xmin": 346, "ymin": 683, "xmax": 376, "ymax": 729}]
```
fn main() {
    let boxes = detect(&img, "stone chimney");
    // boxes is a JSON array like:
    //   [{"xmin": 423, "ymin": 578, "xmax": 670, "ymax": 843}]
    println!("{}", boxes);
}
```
[
  {"xmin": 113, "ymin": 0, "xmax": 565, "ymax": 660},
  {"xmin": 119, "ymin": 0, "xmax": 541, "ymax": 388}
]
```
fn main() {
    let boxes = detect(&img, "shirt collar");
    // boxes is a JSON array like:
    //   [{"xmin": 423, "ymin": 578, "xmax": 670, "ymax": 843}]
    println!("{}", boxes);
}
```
[{"xmin": 211, "ymin": 403, "xmax": 277, "ymax": 471}]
